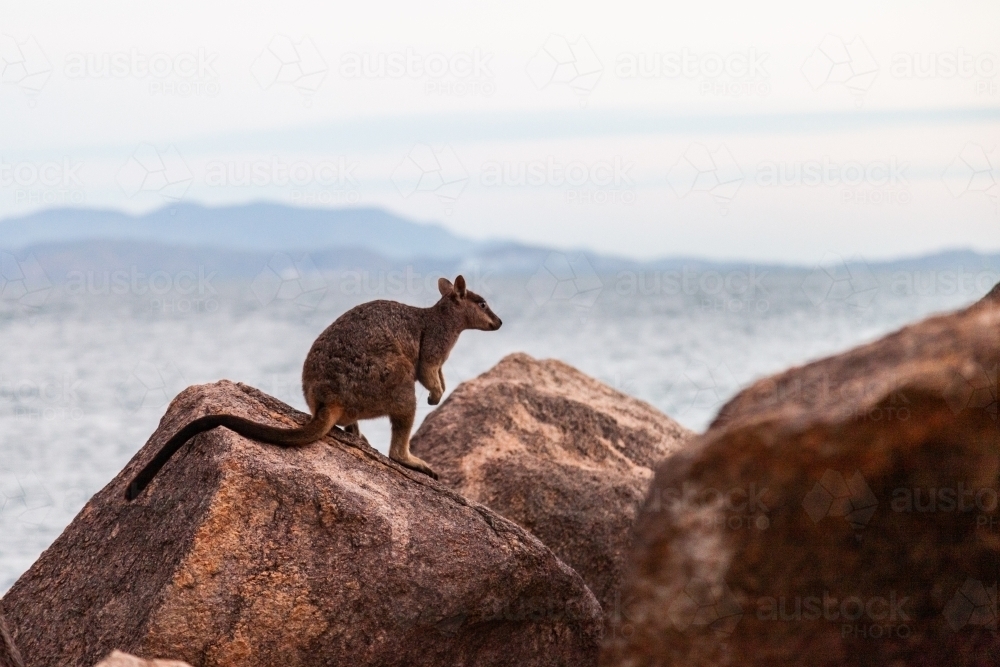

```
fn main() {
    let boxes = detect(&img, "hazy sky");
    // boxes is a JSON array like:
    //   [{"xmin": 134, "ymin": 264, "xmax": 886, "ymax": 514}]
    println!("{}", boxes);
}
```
[{"xmin": 2, "ymin": 0, "xmax": 998, "ymax": 261}]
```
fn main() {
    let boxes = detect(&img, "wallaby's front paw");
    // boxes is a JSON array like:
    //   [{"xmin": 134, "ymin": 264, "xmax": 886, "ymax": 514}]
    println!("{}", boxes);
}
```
[{"xmin": 428, "ymin": 393, "xmax": 442, "ymax": 405}]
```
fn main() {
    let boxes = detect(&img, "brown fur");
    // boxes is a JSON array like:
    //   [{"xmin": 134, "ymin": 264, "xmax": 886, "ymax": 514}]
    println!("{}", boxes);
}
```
[{"xmin": 126, "ymin": 275, "xmax": 501, "ymax": 499}]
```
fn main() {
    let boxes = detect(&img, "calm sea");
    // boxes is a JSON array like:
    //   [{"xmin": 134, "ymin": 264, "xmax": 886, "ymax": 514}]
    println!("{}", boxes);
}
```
[{"xmin": 0, "ymin": 267, "xmax": 994, "ymax": 592}]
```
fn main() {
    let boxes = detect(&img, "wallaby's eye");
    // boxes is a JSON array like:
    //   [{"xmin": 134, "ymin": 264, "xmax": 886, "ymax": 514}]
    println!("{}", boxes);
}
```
[{"xmin": 479, "ymin": 302, "xmax": 487, "ymax": 310}]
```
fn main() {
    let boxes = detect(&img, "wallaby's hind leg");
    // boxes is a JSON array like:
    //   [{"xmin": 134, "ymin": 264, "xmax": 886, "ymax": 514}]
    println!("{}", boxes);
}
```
[
  {"xmin": 344, "ymin": 422, "xmax": 370, "ymax": 446},
  {"xmin": 389, "ymin": 411, "xmax": 438, "ymax": 480}
]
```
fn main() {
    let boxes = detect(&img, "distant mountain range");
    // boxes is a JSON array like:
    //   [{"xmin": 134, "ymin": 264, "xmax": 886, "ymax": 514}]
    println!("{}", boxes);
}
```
[
  {"xmin": 0, "ymin": 203, "xmax": 477, "ymax": 259},
  {"xmin": 1, "ymin": 203, "xmax": 999, "ymax": 279}
]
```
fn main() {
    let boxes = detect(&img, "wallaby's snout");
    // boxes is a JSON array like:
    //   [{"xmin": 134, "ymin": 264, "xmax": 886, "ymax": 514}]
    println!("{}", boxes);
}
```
[
  {"xmin": 476, "ymin": 308, "xmax": 501, "ymax": 331},
  {"xmin": 486, "ymin": 309, "xmax": 502, "ymax": 331}
]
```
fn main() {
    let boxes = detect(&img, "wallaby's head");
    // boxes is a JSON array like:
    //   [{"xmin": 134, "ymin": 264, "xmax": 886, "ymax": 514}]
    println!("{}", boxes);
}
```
[{"xmin": 437, "ymin": 275, "xmax": 502, "ymax": 331}]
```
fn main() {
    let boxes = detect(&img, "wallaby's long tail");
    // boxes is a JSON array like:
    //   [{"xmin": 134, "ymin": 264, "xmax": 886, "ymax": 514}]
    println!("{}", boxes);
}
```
[
  {"xmin": 0, "ymin": 606, "xmax": 25, "ymax": 667},
  {"xmin": 125, "ymin": 404, "xmax": 339, "ymax": 501}
]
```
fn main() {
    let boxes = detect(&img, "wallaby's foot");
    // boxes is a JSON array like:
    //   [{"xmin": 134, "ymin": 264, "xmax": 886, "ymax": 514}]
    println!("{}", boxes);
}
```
[
  {"xmin": 342, "ymin": 422, "xmax": 371, "ymax": 446},
  {"xmin": 396, "ymin": 454, "xmax": 439, "ymax": 480}
]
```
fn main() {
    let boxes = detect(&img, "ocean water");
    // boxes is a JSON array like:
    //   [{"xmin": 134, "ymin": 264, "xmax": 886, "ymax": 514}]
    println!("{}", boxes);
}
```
[{"xmin": 0, "ymin": 269, "xmax": 993, "ymax": 593}]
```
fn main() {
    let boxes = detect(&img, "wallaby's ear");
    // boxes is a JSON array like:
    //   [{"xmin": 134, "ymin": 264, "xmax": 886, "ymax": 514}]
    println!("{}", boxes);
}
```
[
  {"xmin": 454, "ymin": 275, "xmax": 467, "ymax": 298},
  {"xmin": 438, "ymin": 277, "xmax": 454, "ymax": 296}
]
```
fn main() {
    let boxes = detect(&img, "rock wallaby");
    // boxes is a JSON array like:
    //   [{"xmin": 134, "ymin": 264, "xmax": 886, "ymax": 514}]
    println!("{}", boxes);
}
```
[
  {"xmin": 126, "ymin": 275, "xmax": 501, "ymax": 500},
  {"xmin": 0, "ymin": 607, "xmax": 24, "ymax": 667}
]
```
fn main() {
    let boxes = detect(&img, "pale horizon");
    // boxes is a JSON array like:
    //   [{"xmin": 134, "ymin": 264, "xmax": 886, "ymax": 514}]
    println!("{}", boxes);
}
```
[{"xmin": 2, "ymin": 0, "xmax": 998, "ymax": 262}]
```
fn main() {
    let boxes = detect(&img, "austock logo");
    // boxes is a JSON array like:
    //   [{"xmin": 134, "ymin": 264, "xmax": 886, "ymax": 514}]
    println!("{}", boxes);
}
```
[
  {"xmin": 752, "ymin": 370, "xmax": 913, "ymax": 424},
  {"xmin": 0, "ymin": 34, "xmax": 52, "ymax": 95},
  {"xmin": 756, "ymin": 157, "xmax": 911, "ymax": 206},
  {"xmin": 65, "ymin": 265, "xmax": 220, "ymax": 315},
  {"xmin": 944, "ymin": 361, "xmax": 999, "ymax": 421},
  {"xmin": 526, "ymin": 252, "xmax": 603, "ymax": 309},
  {"xmin": 251, "ymin": 253, "xmax": 328, "ymax": 312},
  {"xmin": 669, "ymin": 360, "xmax": 741, "ymax": 415},
  {"xmin": 942, "ymin": 143, "xmax": 998, "ymax": 207},
  {"xmin": 666, "ymin": 143, "xmax": 743, "ymax": 213},
  {"xmin": 615, "ymin": 266, "xmax": 771, "ymax": 314},
  {"xmin": 479, "ymin": 156, "xmax": 636, "ymax": 205},
  {"xmin": 204, "ymin": 156, "xmax": 362, "ymax": 205},
  {"xmin": 0, "ymin": 372, "xmax": 85, "ymax": 422},
  {"xmin": 0, "ymin": 252, "xmax": 52, "ymax": 312},
  {"xmin": 801, "ymin": 35, "xmax": 878, "ymax": 104},
  {"xmin": 116, "ymin": 144, "xmax": 193, "ymax": 201},
  {"xmin": 392, "ymin": 143, "xmax": 468, "ymax": 213},
  {"xmin": 802, "ymin": 469, "xmax": 878, "ymax": 532},
  {"xmin": 801, "ymin": 253, "xmax": 879, "ymax": 312},
  {"xmin": 890, "ymin": 49, "xmax": 998, "ymax": 81},
  {"xmin": 251, "ymin": 35, "xmax": 327, "ymax": 98},
  {"xmin": 615, "ymin": 47, "xmax": 770, "ymax": 97},
  {"xmin": 659, "ymin": 579, "xmax": 914, "ymax": 639},
  {"xmin": 115, "ymin": 361, "xmax": 185, "ymax": 413},
  {"xmin": 943, "ymin": 579, "xmax": 998, "ymax": 632},
  {"xmin": 0, "ymin": 470, "xmax": 55, "ymax": 526},
  {"xmin": 0, "ymin": 157, "xmax": 86, "ymax": 205},
  {"xmin": 526, "ymin": 34, "xmax": 602, "ymax": 103},
  {"xmin": 757, "ymin": 590, "xmax": 911, "ymax": 639},
  {"xmin": 333, "ymin": 265, "xmax": 493, "ymax": 299},
  {"xmin": 646, "ymin": 479, "xmax": 771, "ymax": 531},
  {"xmin": 888, "ymin": 268, "xmax": 1000, "ymax": 297},
  {"xmin": 340, "ymin": 47, "xmax": 495, "ymax": 97},
  {"xmin": 668, "ymin": 579, "xmax": 744, "ymax": 636},
  {"xmin": 64, "ymin": 47, "xmax": 220, "ymax": 97}
]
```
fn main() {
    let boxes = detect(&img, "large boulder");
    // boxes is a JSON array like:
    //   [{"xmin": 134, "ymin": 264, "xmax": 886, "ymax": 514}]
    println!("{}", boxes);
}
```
[
  {"xmin": 411, "ymin": 353, "xmax": 693, "ymax": 616},
  {"xmin": 2, "ymin": 381, "xmax": 602, "ymax": 667},
  {"xmin": 602, "ymin": 291, "xmax": 1000, "ymax": 666},
  {"xmin": 0, "ymin": 608, "xmax": 23, "ymax": 667},
  {"xmin": 981, "ymin": 280, "xmax": 1000, "ymax": 304}
]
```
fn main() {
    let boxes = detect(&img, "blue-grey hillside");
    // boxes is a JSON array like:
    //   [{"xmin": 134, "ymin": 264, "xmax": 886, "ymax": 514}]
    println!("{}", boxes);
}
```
[{"xmin": 0, "ymin": 203, "xmax": 476, "ymax": 259}]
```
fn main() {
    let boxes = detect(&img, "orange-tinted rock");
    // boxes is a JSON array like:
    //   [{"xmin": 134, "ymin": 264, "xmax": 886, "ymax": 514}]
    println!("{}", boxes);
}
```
[
  {"xmin": 981, "ymin": 280, "xmax": 1000, "ymax": 304},
  {"xmin": 411, "ymin": 353, "xmax": 693, "ymax": 615},
  {"xmin": 602, "ymin": 294, "xmax": 1000, "ymax": 666},
  {"xmin": 94, "ymin": 651, "xmax": 192, "ymax": 667},
  {"xmin": 2, "ymin": 381, "xmax": 602, "ymax": 667}
]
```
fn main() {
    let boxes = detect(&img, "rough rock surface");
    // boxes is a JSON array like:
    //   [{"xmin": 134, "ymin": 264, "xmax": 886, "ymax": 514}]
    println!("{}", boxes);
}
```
[
  {"xmin": 2, "ymin": 381, "xmax": 602, "ymax": 667},
  {"xmin": 94, "ymin": 651, "xmax": 192, "ymax": 667},
  {"xmin": 0, "ymin": 608, "xmax": 23, "ymax": 667},
  {"xmin": 411, "ymin": 353, "xmax": 693, "ymax": 615},
  {"xmin": 602, "ymin": 290, "xmax": 1000, "ymax": 666}
]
